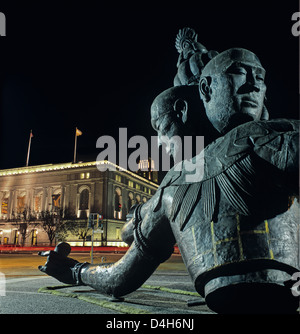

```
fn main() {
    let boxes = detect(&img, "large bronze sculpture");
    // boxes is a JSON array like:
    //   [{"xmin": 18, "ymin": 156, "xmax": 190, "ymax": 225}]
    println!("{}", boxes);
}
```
[{"xmin": 39, "ymin": 29, "xmax": 299, "ymax": 314}]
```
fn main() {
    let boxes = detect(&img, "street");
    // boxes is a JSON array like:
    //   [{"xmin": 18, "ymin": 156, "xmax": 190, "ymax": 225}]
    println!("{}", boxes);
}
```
[{"xmin": 0, "ymin": 252, "xmax": 213, "ymax": 314}]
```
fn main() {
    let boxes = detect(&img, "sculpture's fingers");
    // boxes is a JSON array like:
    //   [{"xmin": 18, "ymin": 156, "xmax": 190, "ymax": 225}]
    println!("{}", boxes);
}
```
[
  {"xmin": 38, "ymin": 250, "xmax": 50, "ymax": 257},
  {"xmin": 38, "ymin": 265, "xmax": 47, "ymax": 273}
]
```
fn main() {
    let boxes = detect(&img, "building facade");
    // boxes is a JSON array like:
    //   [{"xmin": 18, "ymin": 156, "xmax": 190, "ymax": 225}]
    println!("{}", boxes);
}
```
[{"xmin": 0, "ymin": 160, "xmax": 159, "ymax": 247}]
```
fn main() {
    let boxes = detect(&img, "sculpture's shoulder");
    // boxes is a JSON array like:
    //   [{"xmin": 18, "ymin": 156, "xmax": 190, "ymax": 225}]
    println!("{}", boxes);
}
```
[
  {"xmin": 154, "ymin": 119, "xmax": 299, "ymax": 215},
  {"xmin": 158, "ymin": 164, "xmax": 183, "ymax": 189},
  {"xmin": 227, "ymin": 118, "xmax": 299, "ymax": 149},
  {"xmin": 174, "ymin": 119, "xmax": 300, "ymax": 184},
  {"xmin": 167, "ymin": 119, "xmax": 300, "ymax": 229},
  {"xmin": 260, "ymin": 118, "xmax": 299, "ymax": 131},
  {"xmin": 208, "ymin": 118, "xmax": 299, "ymax": 160}
]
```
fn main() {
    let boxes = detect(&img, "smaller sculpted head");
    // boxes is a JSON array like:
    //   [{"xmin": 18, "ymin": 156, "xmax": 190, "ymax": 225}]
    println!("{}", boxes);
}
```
[
  {"xmin": 151, "ymin": 85, "xmax": 204, "ymax": 159},
  {"xmin": 199, "ymin": 48, "xmax": 268, "ymax": 134}
]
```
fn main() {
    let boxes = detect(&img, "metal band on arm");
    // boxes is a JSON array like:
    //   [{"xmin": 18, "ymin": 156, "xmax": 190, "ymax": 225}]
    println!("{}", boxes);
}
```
[{"xmin": 72, "ymin": 262, "xmax": 90, "ymax": 285}]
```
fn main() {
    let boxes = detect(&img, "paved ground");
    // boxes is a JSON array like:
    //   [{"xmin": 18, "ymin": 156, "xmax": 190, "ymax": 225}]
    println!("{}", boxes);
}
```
[
  {"xmin": 1, "ymin": 253, "xmax": 299, "ymax": 317},
  {"xmin": 0, "ymin": 252, "xmax": 215, "ymax": 315}
]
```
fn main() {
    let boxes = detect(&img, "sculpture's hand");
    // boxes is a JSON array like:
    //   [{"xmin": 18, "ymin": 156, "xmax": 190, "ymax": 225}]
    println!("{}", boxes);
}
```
[{"xmin": 38, "ymin": 242, "xmax": 84, "ymax": 285}]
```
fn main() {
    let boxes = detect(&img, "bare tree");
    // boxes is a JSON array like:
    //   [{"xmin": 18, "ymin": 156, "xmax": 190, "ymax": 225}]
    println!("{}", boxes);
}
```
[
  {"xmin": 12, "ymin": 207, "xmax": 39, "ymax": 246},
  {"xmin": 39, "ymin": 209, "xmax": 66, "ymax": 246},
  {"xmin": 67, "ymin": 220, "xmax": 90, "ymax": 246},
  {"xmin": 61, "ymin": 209, "xmax": 90, "ymax": 246}
]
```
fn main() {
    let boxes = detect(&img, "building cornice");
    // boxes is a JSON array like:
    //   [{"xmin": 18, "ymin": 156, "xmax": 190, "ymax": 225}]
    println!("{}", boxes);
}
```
[{"xmin": 0, "ymin": 161, "xmax": 159, "ymax": 188}]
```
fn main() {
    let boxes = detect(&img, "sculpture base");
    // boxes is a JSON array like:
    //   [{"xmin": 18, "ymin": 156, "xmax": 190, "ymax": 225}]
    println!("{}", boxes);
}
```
[{"xmin": 205, "ymin": 282, "xmax": 298, "ymax": 314}]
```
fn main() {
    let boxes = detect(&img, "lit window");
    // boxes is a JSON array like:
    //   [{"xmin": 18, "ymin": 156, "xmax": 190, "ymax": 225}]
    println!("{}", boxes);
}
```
[
  {"xmin": 136, "ymin": 184, "xmax": 140, "ymax": 190},
  {"xmin": 116, "ymin": 227, "xmax": 121, "ymax": 240},
  {"xmin": 114, "ymin": 188, "xmax": 122, "ymax": 219},
  {"xmin": 128, "ymin": 192, "xmax": 134, "ymax": 211},
  {"xmin": 17, "ymin": 195, "xmax": 26, "ymax": 214},
  {"xmin": 86, "ymin": 172, "xmax": 90, "ymax": 179},
  {"xmin": 1, "ymin": 198, "xmax": 8, "ymax": 215},
  {"xmin": 80, "ymin": 173, "xmax": 85, "ymax": 179},
  {"xmin": 52, "ymin": 194, "xmax": 61, "ymax": 209},
  {"xmin": 31, "ymin": 229, "xmax": 38, "ymax": 246},
  {"xmin": 34, "ymin": 196, "xmax": 41, "ymax": 212},
  {"xmin": 115, "ymin": 175, "xmax": 121, "ymax": 182},
  {"xmin": 128, "ymin": 180, "xmax": 134, "ymax": 188}
]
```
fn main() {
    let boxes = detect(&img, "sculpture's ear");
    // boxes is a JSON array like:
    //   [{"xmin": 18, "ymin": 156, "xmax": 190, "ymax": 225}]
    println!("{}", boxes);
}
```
[
  {"xmin": 173, "ymin": 99, "xmax": 188, "ymax": 124},
  {"xmin": 199, "ymin": 76, "xmax": 212, "ymax": 102}
]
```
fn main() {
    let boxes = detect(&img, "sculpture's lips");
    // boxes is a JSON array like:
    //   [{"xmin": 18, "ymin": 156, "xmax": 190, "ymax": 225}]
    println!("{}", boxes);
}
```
[{"xmin": 241, "ymin": 98, "xmax": 259, "ymax": 108}]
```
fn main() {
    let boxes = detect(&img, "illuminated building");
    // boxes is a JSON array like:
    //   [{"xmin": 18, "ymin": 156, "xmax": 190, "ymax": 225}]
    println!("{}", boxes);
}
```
[{"xmin": 0, "ymin": 160, "xmax": 159, "ymax": 247}]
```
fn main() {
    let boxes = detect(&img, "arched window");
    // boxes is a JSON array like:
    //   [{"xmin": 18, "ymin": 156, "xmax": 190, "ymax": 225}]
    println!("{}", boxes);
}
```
[
  {"xmin": 128, "ymin": 192, "xmax": 134, "ymax": 212},
  {"xmin": 34, "ymin": 190, "xmax": 43, "ymax": 213},
  {"xmin": 114, "ymin": 188, "xmax": 122, "ymax": 219},
  {"xmin": 1, "ymin": 194, "xmax": 9, "ymax": 216},
  {"xmin": 135, "ymin": 195, "xmax": 141, "ymax": 204},
  {"xmin": 79, "ymin": 189, "xmax": 89, "ymax": 210},
  {"xmin": 78, "ymin": 186, "xmax": 90, "ymax": 218},
  {"xmin": 17, "ymin": 191, "xmax": 26, "ymax": 214}
]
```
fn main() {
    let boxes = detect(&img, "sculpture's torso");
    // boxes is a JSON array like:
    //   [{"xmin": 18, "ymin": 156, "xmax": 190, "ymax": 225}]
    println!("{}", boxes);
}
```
[{"xmin": 159, "ymin": 120, "xmax": 299, "ymax": 307}]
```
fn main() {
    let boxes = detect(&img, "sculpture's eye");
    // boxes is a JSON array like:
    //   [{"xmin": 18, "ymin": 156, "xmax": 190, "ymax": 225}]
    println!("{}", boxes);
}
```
[
  {"xmin": 256, "ymin": 75, "xmax": 264, "ymax": 82},
  {"xmin": 229, "ymin": 67, "xmax": 247, "ymax": 76}
]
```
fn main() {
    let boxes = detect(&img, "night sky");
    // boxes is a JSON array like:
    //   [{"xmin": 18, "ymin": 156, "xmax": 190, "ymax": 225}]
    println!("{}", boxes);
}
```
[{"xmin": 0, "ymin": 1, "xmax": 299, "ymax": 173}]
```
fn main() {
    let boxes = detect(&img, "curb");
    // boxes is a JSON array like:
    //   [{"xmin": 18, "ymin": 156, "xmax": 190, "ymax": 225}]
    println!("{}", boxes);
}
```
[
  {"xmin": 38, "ymin": 285, "xmax": 150, "ymax": 314},
  {"xmin": 38, "ymin": 284, "xmax": 202, "ymax": 314},
  {"xmin": 141, "ymin": 284, "xmax": 199, "ymax": 296}
]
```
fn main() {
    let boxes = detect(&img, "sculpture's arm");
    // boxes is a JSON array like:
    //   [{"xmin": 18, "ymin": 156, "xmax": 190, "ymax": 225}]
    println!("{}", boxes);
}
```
[
  {"xmin": 39, "ymin": 189, "xmax": 175, "ymax": 298},
  {"xmin": 79, "ymin": 242, "xmax": 161, "ymax": 297},
  {"xmin": 80, "ymin": 197, "xmax": 175, "ymax": 297},
  {"xmin": 121, "ymin": 204, "xmax": 143, "ymax": 246}
]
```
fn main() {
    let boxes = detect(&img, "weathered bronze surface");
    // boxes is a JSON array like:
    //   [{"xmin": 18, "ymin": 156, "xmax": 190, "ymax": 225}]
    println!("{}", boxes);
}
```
[{"xmin": 39, "ymin": 28, "xmax": 299, "ymax": 314}]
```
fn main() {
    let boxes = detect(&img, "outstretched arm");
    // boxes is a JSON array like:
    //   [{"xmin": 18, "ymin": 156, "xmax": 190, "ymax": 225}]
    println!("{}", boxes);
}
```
[
  {"xmin": 39, "ymin": 190, "xmax": 175, "ymax": 298},
  {"xmin": 80, "ymin": 199, "xmax": 175, "ymax": 297},
  {"xmin": 79, "ymin": 242, "xmax": 160, "ymax": 297}
]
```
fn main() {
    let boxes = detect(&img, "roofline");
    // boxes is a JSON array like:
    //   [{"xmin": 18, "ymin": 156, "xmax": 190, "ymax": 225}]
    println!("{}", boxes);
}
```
[{"xmin": 0, "ymin": 161, "xmax": 159, "ymax": 188}]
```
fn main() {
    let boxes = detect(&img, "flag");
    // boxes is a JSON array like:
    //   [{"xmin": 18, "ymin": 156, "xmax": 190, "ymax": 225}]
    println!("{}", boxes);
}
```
[
  {"xmin": 30, "ymin": 131, "xmax": 34, "ymax": 138},
  {"xmin": 76, "ymin": 128, "xmax": 82, "ymax": 136},
  {"xmin": 73, "ymin": 127, "xmax": 82, "ymax": 163}
]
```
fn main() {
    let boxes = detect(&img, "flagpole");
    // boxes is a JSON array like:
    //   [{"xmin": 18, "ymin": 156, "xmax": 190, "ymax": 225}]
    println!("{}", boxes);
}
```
[
  {"xmin": 73, "ymin": 127, "xmax": 78, "ymax": 164},
  {"xmin": 26, "ymin": 130, "xmax": 33, "ymax": 167}
]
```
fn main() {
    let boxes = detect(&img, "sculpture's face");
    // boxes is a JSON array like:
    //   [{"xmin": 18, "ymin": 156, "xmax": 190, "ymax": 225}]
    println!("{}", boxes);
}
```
[
  {"xmin": 151, "ymin": 86, "xmax": 200, "ymax": 160},
  {"xmin": 153, "ymin": 113, "xmax": 183, "ymax": 158},
  {"xmin": 204, "ymin": 59, "xmax": 267, "ymax": 134}
]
